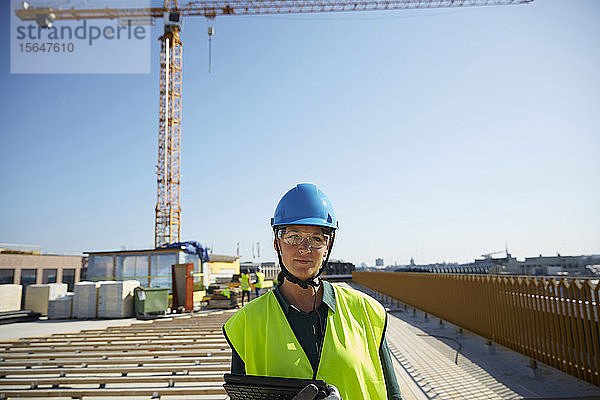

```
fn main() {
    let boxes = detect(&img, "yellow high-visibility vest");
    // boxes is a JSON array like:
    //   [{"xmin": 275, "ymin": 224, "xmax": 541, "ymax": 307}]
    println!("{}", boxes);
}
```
[
  {"xmin": 255, "ymin": 272, "xmax": 265, "ymax": 288},
  {"xmin": 240, "ymin": 274, "xmax": 251, "ymax": 291},
  {"xmin": 223, "ymin": 284, "xmax": 387, "ymax": 400}
]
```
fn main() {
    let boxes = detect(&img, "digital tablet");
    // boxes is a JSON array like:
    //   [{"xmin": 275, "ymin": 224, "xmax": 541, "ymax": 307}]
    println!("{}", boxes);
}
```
[{"xmin": 223, "ymin": 373, "xmax": 329, "ymax": 400}]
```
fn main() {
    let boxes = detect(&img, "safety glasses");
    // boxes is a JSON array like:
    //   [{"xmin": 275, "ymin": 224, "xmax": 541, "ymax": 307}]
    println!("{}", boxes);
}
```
[{"xmin": 277, "ymin": 230, "xmax": 330, "ymax": 249}]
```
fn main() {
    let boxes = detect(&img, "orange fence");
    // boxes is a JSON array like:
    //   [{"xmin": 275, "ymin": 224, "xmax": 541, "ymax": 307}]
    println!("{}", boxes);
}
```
[{"xmin": 353, "ymin": 271, "xmax": 600, "ymax": 386}]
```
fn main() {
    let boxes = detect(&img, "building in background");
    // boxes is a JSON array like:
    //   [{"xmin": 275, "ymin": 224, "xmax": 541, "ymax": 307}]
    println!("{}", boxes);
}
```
[
  {"xmin": 394, "ymin": 253, "xmax": 600, "ymax": 277},
  {"xmin": 204, "ymin": 255, "xmax": 240, "ymax": 283},
  {"xmin": 86, "ymin": 245, "xmax": 210, "ymax": 290},
  {"xmin": 324, "ymin": 259, "xmax": 355, "ymax": 276},
  {"xmin": 240, "ymin": 261, "xmax": 278, "ymax": 280},
  {"xmin": 519, "ymin": 254, "xmax": 600, "ymax": 276},
  {"xmin": 260, "ymin": 261, "xmax": 278, "ymax": 280},
  {"xmin": 239, "ymin": 261, "xmax": 259, "ymax": 275},
  {"xmin": 375, "ymin": 258, "xmax": 384, "ymax": 267},
  {"xmin": 0, "ymin": 245, "xmax": 86, "ymax": 291}
]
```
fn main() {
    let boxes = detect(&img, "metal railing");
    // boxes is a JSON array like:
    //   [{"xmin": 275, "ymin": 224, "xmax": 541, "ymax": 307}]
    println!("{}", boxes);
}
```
[{"xmin": 353, "ymin": 271, "xmax": 600, "ymax": 386}]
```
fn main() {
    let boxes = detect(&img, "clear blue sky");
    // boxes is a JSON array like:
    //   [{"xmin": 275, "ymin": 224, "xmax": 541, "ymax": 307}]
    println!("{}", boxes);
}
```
[{"xmin": 1, "ymin": 0, "xmax": 599, "ymax": 267}]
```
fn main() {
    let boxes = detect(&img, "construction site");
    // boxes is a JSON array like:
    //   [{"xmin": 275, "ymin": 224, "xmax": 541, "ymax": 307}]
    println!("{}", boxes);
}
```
[{"xmin": 2, "ymin": 0, "xmax": 600, "ymax": 399}]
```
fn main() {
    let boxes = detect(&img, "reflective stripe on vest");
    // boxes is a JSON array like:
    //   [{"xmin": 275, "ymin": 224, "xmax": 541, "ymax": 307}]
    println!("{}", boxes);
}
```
[
  {"xmin": 223, "ymin": 284, "xmax": 387, "ymax": 400},
  {"xmin": 255, "ymin": 272, "xmax": 265, "ymax": 288},
  {"xmin": 241, "ymin": 274, "xmax": 250, "ymax": 291}
]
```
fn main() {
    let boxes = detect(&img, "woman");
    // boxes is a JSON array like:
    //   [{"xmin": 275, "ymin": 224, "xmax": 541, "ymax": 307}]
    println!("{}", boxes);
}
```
[{"xmin": 224, "ymin": 183, "xmax": 402, "ymax": 400}]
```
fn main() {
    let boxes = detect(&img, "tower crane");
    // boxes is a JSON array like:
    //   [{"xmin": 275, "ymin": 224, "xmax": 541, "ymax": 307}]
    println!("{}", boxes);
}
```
[{"xmin": 15, "ymin": 0, "xmax": 533, "ymax": 248}]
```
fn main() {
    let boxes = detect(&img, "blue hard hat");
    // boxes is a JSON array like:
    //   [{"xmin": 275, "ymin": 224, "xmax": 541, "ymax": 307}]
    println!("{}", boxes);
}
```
[{"xmin": 271, "ymin": 183, "xmax": 339, "ymax": 230}]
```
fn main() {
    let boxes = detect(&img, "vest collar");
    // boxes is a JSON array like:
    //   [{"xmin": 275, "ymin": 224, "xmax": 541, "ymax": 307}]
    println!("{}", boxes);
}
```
[{"xmin": 273, "ymin": 280, "xmax": 336, "ymax": 314}]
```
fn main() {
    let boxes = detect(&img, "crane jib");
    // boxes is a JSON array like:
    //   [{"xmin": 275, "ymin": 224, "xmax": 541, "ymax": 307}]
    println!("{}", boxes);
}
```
[{"xmin": 15, "ymin": 0, "xmax": 534, "ymax": 22}]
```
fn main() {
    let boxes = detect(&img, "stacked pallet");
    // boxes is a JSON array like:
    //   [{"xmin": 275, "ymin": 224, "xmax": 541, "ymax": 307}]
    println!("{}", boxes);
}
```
[
  {"xmin": 207, "ymin": 287, "xmax": 241, "ymax": 309},
  {"xmin": 97, "ymin": 280, "xmax": 140, "ymax": 318},
  {"xmin": 24, "ymin": 283, "xmax": 68, "ymax": 316},
  {"xmin": 229, "ymin": 287, "xmax": 241, "ymax": 306},
  {"xmin": 0, "ymin": 284, "xmax": 22, "ymax": 312},
  {"xmin": 48, "ymin": 293, "xmax": 74, "ymax": 319},
  {"xmin": 73, "ymin": 281, "xmax": 100, "ymax": 319}
]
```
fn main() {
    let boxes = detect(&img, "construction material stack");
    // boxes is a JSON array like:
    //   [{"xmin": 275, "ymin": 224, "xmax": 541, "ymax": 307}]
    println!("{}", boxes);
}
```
[
  {"xmin": 73, "ymin": 281, "xmax": 100, "ymax": 319},
  {"xmin": 98, "ymin": 280, "xmax": 140, "ymax": 318},
  {"xmin": 48, "ymin": 293, "xmax": 74, "ymax": 319},
  {"xmin": 24, "ymin": 283, "xmax": 68, "ymax": 316},
  {"xmin": 0, "ymin": 284, "xmax": 22, "ymax": 312},
  {"xmin": 207, "ymin": 286, "xmax": 241, "ymax": 309}
]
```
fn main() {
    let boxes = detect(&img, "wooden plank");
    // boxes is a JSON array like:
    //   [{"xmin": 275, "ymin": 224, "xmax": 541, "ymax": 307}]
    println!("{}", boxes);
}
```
[
  {"xmin": 567, "ymin": 281, "xmax": 584, "ymax": 379},
  {"xmin": 580, "ymin": 281, "xmax": 597, "ymax": 385},
  {"xmin": 593, "ymin": 284, "xmax": 600, "ymax": 386},
  {"xmin": 0, "ymin": 333, "xmax": 225, "ymax": 345},
  {"xmin": 551, "ymin": 279, "xmax": 568, "ymax": 374},
  {"xmin": 531, "ymin": 278, "xmax": 549, "ymax": 365},
  {"xmin": 0, "ymin": 356, "xmax": 230, "ymax": 367},
  {"xmin": 1, "ymin": 373, "xmax": 225, "ymax": 385},
  {"xmin": 541, "ymin": 279, "xmax": 559, "ymax": 369},
  {"xmin": 1, "ymin": 338, "xmax": 226, "ymax": 349},
  {"xmin": 0, "ymin": 349, "xmax": 230, "ymax": 360},
  {"xmin": 0, "ymin": 386, "xmax": 227, "ymax": 397},
  {"xmin": 1, "ymin": 342, "xmax": 228, "ymax": 354},
  {"xmin": 20, "ymin": 332, "xmax": 224, "ymax": 339},
  {"xmin": 0, "ymin": 364, "xmax": 229, "ymax": 377},
  {"xmin": 35, "ymin": 330, "xmax": 224, "ymax": 338}
]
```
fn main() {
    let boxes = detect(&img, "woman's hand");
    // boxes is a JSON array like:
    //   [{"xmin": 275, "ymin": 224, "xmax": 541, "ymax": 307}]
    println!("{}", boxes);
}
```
[
  {"xmin": 324, "ymin": 385, "xmax": 342, "ymax": 399},
  {"xmin": 292, "ymin": 384, "xmax": 318, "ymax": 400},
  {"xmin": 292, "ymin": 384, "xmax": 342, "ymax": 400}
]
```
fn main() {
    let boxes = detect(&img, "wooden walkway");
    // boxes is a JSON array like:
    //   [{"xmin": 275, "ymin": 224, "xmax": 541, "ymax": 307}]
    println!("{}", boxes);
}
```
[{"xmin": 0, "ymin": 311, "xmax": 236, "ymax": 399}]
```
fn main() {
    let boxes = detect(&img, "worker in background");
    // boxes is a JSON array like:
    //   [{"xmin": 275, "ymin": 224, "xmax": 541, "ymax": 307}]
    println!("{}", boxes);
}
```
[
  {"xmin": 240, "ymin": 271, "xmax": 251, "ymax": 306},
  {"xmin": 224, "ymin": 183, "xmax": 402, "ymax": 400},
  {"xmin": 254, "ymin": 266, "xmax": 265, "ymax": 298}
]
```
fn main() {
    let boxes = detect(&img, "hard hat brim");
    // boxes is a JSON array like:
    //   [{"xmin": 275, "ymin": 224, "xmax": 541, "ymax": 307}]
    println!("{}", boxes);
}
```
[{"xmin": 271, "ymin": 216, "xmax": 338, "ymax": 230}]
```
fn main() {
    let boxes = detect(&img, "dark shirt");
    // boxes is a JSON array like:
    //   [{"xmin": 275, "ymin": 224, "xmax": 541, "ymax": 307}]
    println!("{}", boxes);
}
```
[{"xmin": 229, "ymin": 281, "xmax": 403, "ymax": 400}]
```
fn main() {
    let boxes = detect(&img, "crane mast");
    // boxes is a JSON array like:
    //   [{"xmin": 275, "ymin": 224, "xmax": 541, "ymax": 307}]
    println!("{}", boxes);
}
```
[
  {"xmin": 156, "ymin": 3, "xmax": 183, "ymax": 247},
  {"xmin": 15, "ymin": 0, "xmax": 533, "ymax": 249}
]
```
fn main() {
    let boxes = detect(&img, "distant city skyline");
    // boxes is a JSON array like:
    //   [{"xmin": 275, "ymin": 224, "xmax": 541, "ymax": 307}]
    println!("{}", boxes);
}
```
[
  {"xmin": 1, "ymin": 1, "xmax": 598, "ymax": 268},
  {"xmin": 3, "ymin": 240, "xmax": 598, "ymax": 271}
]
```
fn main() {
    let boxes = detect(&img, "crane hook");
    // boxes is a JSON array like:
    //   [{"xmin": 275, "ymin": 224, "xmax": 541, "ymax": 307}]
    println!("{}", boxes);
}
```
[{"xmin": 207, "ymin": 24, "xmax": 215, "ymax": 73}]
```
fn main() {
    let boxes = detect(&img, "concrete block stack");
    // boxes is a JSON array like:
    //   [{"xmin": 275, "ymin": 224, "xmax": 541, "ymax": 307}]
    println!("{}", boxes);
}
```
[
  {"xmin": 24, "ymin": 283, "xmax": 68, "ymax": 316},
  {"xmin": 97, "ymin": 280, "xmax": 140, "ymax": 318},
  {"xmin": 0, "ymin": 284, "xmax": 23, "ymax": 312},
  {"xmin": 48, "ymin": 293, "xmax": 74, "ymax": 319},
  {"xmin": 73, "ymin": 281, "xmax": 100, "ymax": 319}
]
